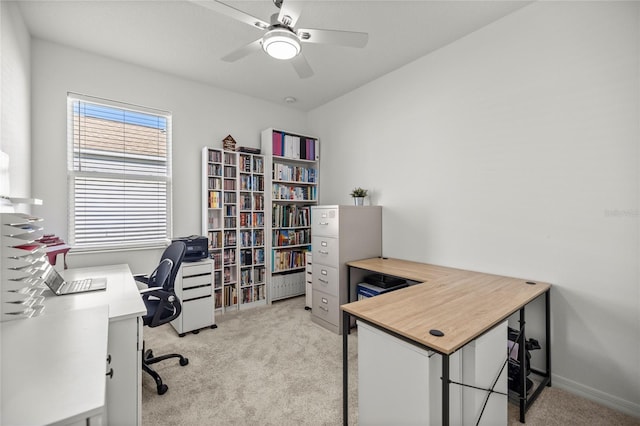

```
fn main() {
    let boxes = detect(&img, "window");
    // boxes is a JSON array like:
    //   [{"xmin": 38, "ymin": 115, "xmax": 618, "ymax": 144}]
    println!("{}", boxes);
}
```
[{"xmin": 67, "ymin": 93, "xmax": 172, "ymax": 250}]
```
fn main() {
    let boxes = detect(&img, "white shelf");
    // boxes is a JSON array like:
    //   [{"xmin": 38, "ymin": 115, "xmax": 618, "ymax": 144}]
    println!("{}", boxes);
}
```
[{"xmin": 262, "ymin": 128, "xmax": 319, "ymax": 303}]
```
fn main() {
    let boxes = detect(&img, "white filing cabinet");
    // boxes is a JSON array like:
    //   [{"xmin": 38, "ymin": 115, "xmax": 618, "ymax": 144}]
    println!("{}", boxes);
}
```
[
  {"xmin": 358, "ymin": 320, "xmax": 508, "ymax": 425},
  {"xmin": 171, "ymin": 259, "xmax": 216, "ymax": 336},
  {"xmin": 310, "ymin": 205, "xmax": 382, "ymax": 334}
]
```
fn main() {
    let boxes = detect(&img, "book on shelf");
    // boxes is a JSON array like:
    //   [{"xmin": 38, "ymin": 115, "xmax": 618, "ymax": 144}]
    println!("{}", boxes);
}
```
[
  {"xmin": 253, "ymin": 229, "xmax": 264, "ymax": 245},
  {"xmin": 209, "ymin": 191, "xmax": 221, "ymax": 208},
  {"xmin": 238, "ymin": 146, "xmax": 261, "ymax": 154},
  {"xmin": 273, "ymin": 163, "xmax": 317, "ymax": 183},
  {"xmin": 254, "ymin": 267, "xmax": 265, "ymax": 283},
  {"xmin": 271, "ymin": 130, "xmax": 318, "ymax": 161},
  {"xmin": 240, "ymin": 249, "xmax": 252, "ymax": 266},
  {"xmin": 273, "ymin": 229, "xmax": 310, "ymax": 247},
  {"xmin": 254, "ymin": 248, "xmax": 265, "ymax": 264},
  {"xmin": 271, "ymin": 247, "xmax": 308, "ymax": 272},
  {"xmin": 272, "ymin": 205, "xmax": 310, "ymax": 228},
  {"xmin": 210, "ymin": 251, "xmax": 222, "ymax": 269},
  {"xmin": 208, "ymin": 150, "xmax": 222, "ymax": 163},
  {"xmin": 208, "ymin": 231, "xmax": 222, "ymax": 248},
  {"xmin": 224, "ymin": 285, "xmax": 237, "ymax": 306},
  {"xmin": 272, "ymin": 184, "xmax": 317, "ymax": 201}
]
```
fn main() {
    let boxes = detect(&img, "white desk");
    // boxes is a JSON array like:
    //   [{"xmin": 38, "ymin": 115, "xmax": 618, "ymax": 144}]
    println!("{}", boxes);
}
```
[
  {"xmin": 1, "ymin": 305, "xmax": 109, "ymax": 426},
  {"xmin": 1, "ymin": 264, "xmax": 146, "ymax": 426}
]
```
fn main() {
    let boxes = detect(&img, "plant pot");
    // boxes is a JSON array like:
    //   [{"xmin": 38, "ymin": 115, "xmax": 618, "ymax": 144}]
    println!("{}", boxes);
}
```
[{"xmin": 353, "ymin": 197, "xmax": 364, "ymax": 206}]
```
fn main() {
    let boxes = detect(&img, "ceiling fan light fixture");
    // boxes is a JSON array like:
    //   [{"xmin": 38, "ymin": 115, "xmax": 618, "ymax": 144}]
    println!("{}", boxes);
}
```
[{"xmin": 262, "ymin": 29, "xmax": 300, "ymax": 60}]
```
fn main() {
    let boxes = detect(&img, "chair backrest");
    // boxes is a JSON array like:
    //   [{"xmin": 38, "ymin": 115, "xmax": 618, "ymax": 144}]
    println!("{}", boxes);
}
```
[
  {"xmin": 148, "ymin": 258, "xmax": 173, "ymax": 290},
  {"xmin": 142, "ymin": 242, "xmax": 186, "ymax": 328},
  {"xmin": 160, "ymin": 241, "xmax": 186, "ymax": 290}
]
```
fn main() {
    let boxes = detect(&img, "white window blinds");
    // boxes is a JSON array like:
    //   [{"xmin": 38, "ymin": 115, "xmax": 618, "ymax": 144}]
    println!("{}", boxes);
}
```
[{"xmin": 67, "ymin": 94, "xmax": 172, "ymax": 250}]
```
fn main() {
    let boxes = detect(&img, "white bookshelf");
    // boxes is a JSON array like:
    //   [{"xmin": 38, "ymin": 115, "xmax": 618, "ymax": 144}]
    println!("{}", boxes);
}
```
[
  {"xmin": 202, "ymin": 147, "xmax": 268, "ymax": 314},
  {"xmin": 202, "ymin": 147, "xmax": 224, "ymax": 313},
  {"xmin": 238, "ymin": 152, "xmax": 267, "ymax": 309},
  {"xmin": 261, "ymin": 128, "xmax": 319, "ymax": 303},
  {"xmin": 222, "ymin": 150, "xmax": 238, "ymax": 310}
]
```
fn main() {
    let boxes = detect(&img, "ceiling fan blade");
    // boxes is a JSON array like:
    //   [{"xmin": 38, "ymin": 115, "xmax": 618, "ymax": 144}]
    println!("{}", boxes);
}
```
[
  {"xmin": 297, "ymin": 28, "xmax": 368, "ymax": 48},
  {"xmin": 191, "ymin": 0, "xmax": 269, "ymax": 30},
  {"xmin": 221, "ymin": 39, "xmax": 263, "ymax": 62},
  {"xmin": 277, "ymin": 0, "xmax": 303, "ymax": 28},
  {"xmin": 291, "ymin": 53, "xmax": 314, "ymax": 79}
]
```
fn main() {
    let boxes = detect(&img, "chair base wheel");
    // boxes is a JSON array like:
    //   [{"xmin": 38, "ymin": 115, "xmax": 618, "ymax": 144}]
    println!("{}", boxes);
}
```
[{"xmin": 157, "ymin": 384, "xmax": 168, "ymax": 395}]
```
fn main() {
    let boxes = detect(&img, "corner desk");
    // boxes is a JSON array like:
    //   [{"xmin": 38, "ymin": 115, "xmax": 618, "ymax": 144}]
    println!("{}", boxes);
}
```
[
  {"xmin": 1, "ymin": 264, "xmax": 146, "ymax": 425},
  {"xmin": 341, "ymin": 257, "xmax": 551, "ymax": 425}
]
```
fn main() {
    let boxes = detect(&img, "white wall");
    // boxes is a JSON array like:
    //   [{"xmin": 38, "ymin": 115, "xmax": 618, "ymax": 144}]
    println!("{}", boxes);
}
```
[
  {"xmin": 309, "ymin": 1, "xmax": 640, "ymax": 417},
  {"xmin": 0, "ymin": 1, "xmax": 31, "ymax": 207},
  {"xmin": 30, "ymin": 39, "xmax": 310, "ymax": 274}
]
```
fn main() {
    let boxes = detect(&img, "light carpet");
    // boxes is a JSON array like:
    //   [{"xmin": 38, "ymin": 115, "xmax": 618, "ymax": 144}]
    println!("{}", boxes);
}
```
[{"xmin": 142, "ymin": 296, "xmax": 639, "ymax": 425}]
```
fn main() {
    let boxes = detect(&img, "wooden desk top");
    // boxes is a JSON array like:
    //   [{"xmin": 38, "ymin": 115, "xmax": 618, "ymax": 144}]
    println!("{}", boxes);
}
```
[{"xmin": 342, "ymin": 257, "xmax": 551, "ymax": 355}]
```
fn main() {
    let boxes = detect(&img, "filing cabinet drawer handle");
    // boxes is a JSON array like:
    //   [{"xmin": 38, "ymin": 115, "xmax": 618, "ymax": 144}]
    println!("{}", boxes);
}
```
[
  {"xmin": 321, "ymin": 241, "xmax": 328, "ymax": 247},
  {"xmin": 319, "ymin": 278, "xmax": 328, "ymax": 284},
  {"xmin": 321, "ymin": 270, "xmax": 327, "ymax": 275},
  {"xmin": 319, "ymin": 250, "xmax": 329, "ymax": 254},
  {"xmin": 319, "ymin": 306, "xmax": 329, "ymax": 312},
  {"xmin": 319, "ymin": 221, "xmax": 329, "ymax": 225},
  {"xmin": 322, "ymin": 297, "xmax": 328, "ymax": 304}
]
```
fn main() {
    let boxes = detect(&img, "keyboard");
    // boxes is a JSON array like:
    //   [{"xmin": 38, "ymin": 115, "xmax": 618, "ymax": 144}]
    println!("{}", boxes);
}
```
[{"xmin": 66, "ymin": 279, "xmax": 92, "ymax": 293}]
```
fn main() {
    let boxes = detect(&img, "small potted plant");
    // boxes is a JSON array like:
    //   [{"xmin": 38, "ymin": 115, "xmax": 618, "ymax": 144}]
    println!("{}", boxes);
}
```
[{"xmin": 350, "ymin": 187, "xmax": 368, "ymax": 206}]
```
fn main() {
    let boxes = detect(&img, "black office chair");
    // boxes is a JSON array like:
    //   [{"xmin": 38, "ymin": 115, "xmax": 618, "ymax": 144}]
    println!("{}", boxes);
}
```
[{"xmin": 136, "ymin": 241, "xmax": 189, "ymax": 395}]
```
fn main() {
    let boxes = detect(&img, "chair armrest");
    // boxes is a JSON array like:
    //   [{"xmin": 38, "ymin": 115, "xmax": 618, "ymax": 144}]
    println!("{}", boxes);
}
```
[
  {"xmin": 139, "ymin": 286, "xmax": 163, "ymax": 294},
  {"xmin": 133, "ymin": 274, "xmax": 150, "ymax": 285}
]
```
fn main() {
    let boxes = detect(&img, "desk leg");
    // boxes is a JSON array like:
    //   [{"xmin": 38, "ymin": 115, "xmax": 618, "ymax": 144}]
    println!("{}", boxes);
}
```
[
  {"xmin": 519, "ymin": 307, "xmax": 526, "ymax": 423},
  {"xmin": 546, "ymin": 290, "xmax": 552, "ymax": 387},
  {"xmin": 347, "ymin": 267, "xmax": 351, "ymax": 334},
  {"xmin": 343, "ymin": 310, "xmax": 350, "ymax": 426},
  {"xmin": 442, "ymin": 354, "xmax": 450, "ymax": 426}
]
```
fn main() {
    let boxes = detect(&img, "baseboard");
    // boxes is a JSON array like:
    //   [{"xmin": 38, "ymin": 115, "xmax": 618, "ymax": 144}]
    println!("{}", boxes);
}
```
[{"xmin": 552, "ymin": 373, "xmax": 640, "ymax": 419}]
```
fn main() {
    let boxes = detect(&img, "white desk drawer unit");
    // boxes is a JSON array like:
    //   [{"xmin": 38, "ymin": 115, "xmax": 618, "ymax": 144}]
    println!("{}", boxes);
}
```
[
  {"xmin": 310, "ymin": 205, "xmax": 382, "ymax": 334},
  {"xmin": 171, "ymin": 259, "xmax": 217, "ymax": 337}
]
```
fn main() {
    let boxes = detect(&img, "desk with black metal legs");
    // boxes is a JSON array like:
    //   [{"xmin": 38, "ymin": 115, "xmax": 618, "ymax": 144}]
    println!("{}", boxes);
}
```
[{"xmin": 341, "ymin": 257, "xmax": 551, "ymax": 425}]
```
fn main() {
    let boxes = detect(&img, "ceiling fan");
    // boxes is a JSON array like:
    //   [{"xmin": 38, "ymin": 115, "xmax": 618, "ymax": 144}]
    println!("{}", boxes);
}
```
[{"xmin": 193, "ymin": 0, "xmax": 369, "ymax": 78}]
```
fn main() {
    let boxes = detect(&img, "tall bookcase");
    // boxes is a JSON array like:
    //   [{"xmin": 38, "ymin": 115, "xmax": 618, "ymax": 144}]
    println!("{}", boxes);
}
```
[
  {"xmin": 222, "ymin": 151, "xmax": 238, "ymax": 310},
  {"xmin": 202, "ymin": 147, "xmax": 224, "ymax": 311},
  {"xmin": 238, "ymin": 152, "xmax": 267, "ymax": 309},
  {"xmin": 261, "ymin": 128, "xmax": 319, "ymax": 303},
  {"xmin": 202, "ymin": 147, "xmax": 267, "ymax": 314}
]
